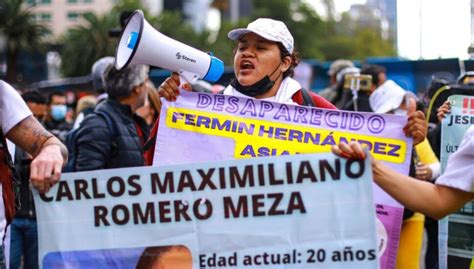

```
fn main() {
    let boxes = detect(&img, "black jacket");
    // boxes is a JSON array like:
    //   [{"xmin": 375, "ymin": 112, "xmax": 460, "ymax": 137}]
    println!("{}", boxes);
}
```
[
  {"xmin": 44, "ymin": 119, "xmax": 73, "ymax": 143},
  {"xmin": 75, "ymin": 99, "xmax": 146, "ymax": 171},
  {"xmin": 427, "ymin": 124, "xmax": 442, "ymax": 159},
  {"xmin": 340, "ymin": 91, "xmax": 373, "ymax": 112}
]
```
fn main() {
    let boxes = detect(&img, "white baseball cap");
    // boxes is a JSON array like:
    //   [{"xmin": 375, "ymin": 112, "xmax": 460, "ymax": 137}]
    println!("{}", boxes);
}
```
[
  {"xmin": 369, "ymin": 80, "xmax": 417, "ymax": 113},
  {"xmin": 228, "ymin": 18, "xmax": 294, "ymax": 54}
]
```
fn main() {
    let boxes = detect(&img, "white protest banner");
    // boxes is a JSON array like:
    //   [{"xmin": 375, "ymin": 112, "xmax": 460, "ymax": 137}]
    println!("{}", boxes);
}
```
[{"xmin": 34, "ymin": 153, "xmax": 378, "ymax": 269}]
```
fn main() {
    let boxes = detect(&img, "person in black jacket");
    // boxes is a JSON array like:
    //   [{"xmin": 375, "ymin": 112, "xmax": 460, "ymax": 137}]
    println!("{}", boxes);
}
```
[
  {"xmin": 74, "ymin": 62, "xmax": 150, "ymax": 171},
  {"xmin": 44, "ymin": 91, "xmax": 73, "ymax": 142}
]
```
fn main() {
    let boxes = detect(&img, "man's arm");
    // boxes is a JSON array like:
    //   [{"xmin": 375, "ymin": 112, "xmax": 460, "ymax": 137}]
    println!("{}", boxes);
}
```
[{"xmin": 6, "ymin": 115, "xmax": 67, "ymax": 193}]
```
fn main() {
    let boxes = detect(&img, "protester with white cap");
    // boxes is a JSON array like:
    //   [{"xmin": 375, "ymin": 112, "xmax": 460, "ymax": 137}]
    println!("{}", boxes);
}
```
[
  {"xmin": 144, "ymin": 18, "xmax": 338, "ymax": 164},
  {"xmin": 158, "ymin": 18, "xmax": 336, "ymax": 107},
  {"xmin": 147, "ymin": 18, "xmax": 428, "ymax": 165},
  {"xmin": 370, "ymin": 80, "xmax": 417, "ymax": 114},
  {"xmin": 370, "ymin": 80, "xmax": 440, "ymax": 182}
]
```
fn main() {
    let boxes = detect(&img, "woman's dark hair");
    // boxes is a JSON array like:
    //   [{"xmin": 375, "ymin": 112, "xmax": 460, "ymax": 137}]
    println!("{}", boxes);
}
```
[{"xmin": 277, "ymin": 43, "xmax": 300, "ymax": 79}]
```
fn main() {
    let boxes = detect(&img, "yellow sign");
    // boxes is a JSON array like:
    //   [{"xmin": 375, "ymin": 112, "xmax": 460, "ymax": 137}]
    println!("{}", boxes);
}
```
[{"xmin": 167, "ymin": 107, "xmax": 407, "ymax": 164}]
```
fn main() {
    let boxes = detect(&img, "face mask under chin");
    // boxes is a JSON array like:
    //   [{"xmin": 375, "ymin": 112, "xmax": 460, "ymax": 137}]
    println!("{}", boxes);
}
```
[
  {"xmin": 231, "ymin": 62, "xmax": 283, "ymax": 97},
  {"xmin": 230, "ymin": 76, "xmax": 275, "ymax": 97}
]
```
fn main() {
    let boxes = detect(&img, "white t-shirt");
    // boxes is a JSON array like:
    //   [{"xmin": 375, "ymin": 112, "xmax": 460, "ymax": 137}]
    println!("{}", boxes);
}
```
[
  {"xmin": 0, "ymin": 81, "xmax": 32, "ymax": 135},
  {"xmin": 0, "ymin": 80, "xmax": 31, "ymax": 241},
  {"xmin": 436, "ymin": 125, "xmax": 474, "ymax": 193}
]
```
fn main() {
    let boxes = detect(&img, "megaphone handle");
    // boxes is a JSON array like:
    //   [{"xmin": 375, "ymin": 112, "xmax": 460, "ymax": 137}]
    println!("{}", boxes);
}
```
[
  {"xmin": 178, "ymin": 70, "xmax": 199, "ymax": 90},
  {"xmin": 178, "ymin": 78, "xmax": 189, "ymax": 92}
]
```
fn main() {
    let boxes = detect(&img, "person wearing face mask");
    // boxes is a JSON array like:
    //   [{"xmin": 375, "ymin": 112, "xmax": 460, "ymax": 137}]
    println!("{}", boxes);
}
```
[
  {"xmin": 158, "ymin": 18, "xmax": 336, "ymax": 108},
  {"xmin": 147, "ymin": 18, "xmax": 428, "ymax": 165},
  {"xmin": 370, "ymin": 80, "xmax": 441, "ymax": 269},
  {"xmin": 44, "ymin": 91, "xmax": 72, "ymax": 143},
  {"xmin": 145, "ymin": 18, "xmax": 337, "ymax": 164}
]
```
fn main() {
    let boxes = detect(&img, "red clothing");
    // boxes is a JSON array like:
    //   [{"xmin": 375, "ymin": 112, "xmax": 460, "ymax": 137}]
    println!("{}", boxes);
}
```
[
  {"xmin": 144, "ymin": 90, "xmax": 336, "ymax": 165},
  {"xmin": 144, "ymin": 120, "xmax": 159, "ymax": 165},
  {"xmin": 291, "ymin": 89, "xmax": 337, "ymax": 110}
]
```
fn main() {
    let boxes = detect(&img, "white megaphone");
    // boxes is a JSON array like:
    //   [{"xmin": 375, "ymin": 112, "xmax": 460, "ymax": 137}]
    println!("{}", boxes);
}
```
[{"xmin": 115, "ymin": 10, "xmax": 224, "ymax": 84}]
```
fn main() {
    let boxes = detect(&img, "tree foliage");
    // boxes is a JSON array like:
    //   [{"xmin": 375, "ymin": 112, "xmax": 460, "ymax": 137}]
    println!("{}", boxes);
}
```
[
  {"xmin": 150, "ymin": 11, "xmax": 210, "ymax": 51},
  {"xmin": 0, "ymin": 0, "xmax": 50, "ymax": 83},
  {"xmin": 60, "ymin": 12, "xmax": 118, "ymax": 77},
  {"xmin": 58, "ymin": 0, "xmax": 396, "ymax": 77},
  {"xmin": 245, "ymin": 0, "xmax": 396, "ymax": 61},
  {"xmin": 59, "ymin": 0, "xmax": 149, "ymax": 77},
  {"xmin": 112, "ymin": 0, "xmax": 145, "ymax": 14}
]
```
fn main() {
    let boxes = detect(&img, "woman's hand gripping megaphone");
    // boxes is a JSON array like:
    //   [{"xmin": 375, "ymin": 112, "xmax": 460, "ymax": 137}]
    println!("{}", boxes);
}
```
[{"xmin": 158, "ymin": 72, "xmax": 192, "ymax": 102}]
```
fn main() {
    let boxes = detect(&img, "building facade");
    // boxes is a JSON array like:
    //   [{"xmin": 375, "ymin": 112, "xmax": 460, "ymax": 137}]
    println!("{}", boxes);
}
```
[
  {"xmin": 25, "ymin": 0, "xmax": 162, "ymax": 40},
  {"xmin": 26, "ymin": 0, "xmax": 114, "ymax": 40}
]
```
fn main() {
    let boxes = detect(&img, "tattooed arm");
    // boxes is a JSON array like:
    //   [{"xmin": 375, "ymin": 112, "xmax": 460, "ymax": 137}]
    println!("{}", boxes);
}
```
[{"xmin": 6, "ymin": 115, "xmax": 67, "ymax": 193}]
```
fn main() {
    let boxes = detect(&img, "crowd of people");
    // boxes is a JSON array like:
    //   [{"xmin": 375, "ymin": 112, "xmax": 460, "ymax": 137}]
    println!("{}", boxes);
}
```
[{"xmin": 0, "ymin": 17, "xmax": 472, "ymax": 269}]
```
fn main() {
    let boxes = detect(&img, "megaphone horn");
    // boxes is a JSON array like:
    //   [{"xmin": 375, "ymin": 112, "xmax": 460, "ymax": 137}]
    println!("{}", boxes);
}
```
[{"xmin": 115, "ymin": 10, "xmax": 224, "ymax": 83}]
